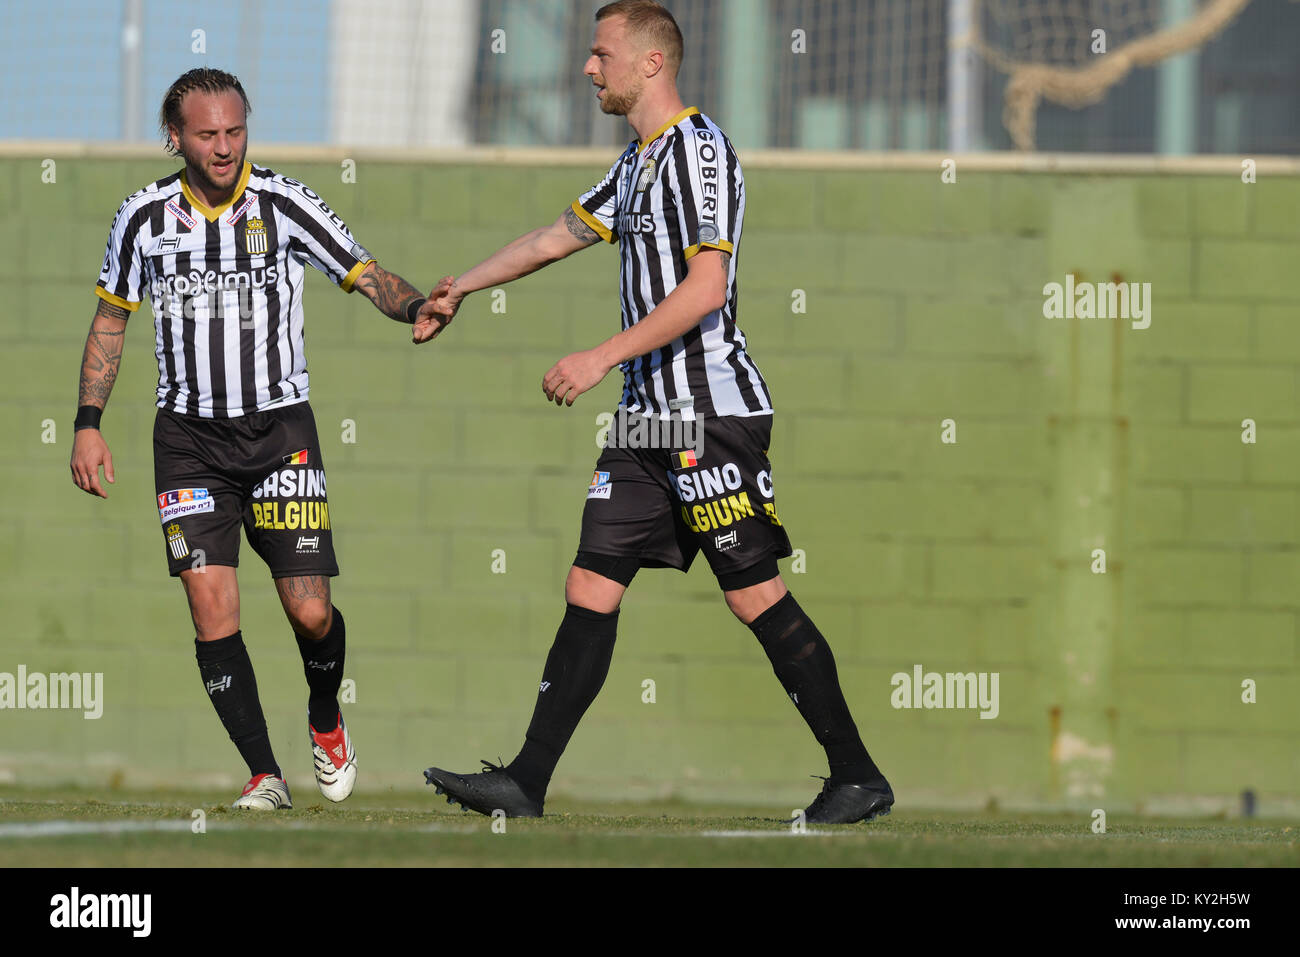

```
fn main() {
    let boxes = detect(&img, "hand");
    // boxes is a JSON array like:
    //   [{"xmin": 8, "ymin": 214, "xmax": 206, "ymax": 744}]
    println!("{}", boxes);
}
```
[
  {"xmin": 542, "ymin": 347, "xmax": 614, "ymax": 407},
  {"xmin": 70, "ymin": 428, "xmax": 115, "ymax": 499},
  {"xmin": 413, "ymin": 276, "xmax": 458, "ymax": 344}
]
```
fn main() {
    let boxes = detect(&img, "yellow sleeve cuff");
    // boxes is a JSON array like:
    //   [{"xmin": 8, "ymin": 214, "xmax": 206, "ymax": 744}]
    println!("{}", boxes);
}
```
[
  {"xmin": 684, "ymin": 239, "xmax": 734, "ymax": 261},
  {"xmin": 571, "ymin": 200, "xmax": 615, "ymax": 244},
  {"xmin": 94, "ymin": 286, "xmax": 140, "ymax": 312},
  {"xmin": 342, "ymin": 259, "xmax": 376, "ymax": 293}
]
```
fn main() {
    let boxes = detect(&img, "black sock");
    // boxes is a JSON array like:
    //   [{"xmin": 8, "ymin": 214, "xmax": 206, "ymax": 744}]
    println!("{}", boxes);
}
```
[
  {"xmin": 748, "ymin": 592, "xmax": 885, "ymax": 786},
  {"xmin": 195, "ymin": 631, "xmax": 280, "ymax": 779},
  {"xmin": 295, "ymin": 605, "xmax": 346, "ymax": 732},
  {"xmin": 506, "ymin": 603, "xmax": 618, "ymax": 804}
]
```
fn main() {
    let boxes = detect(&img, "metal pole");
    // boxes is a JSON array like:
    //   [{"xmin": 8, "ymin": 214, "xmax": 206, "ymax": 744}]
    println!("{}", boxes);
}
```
[
  {"xmin": 947, "ymin": 0, "xmax": 981, "ymax": 152},
  {"xmin": 122, "ymin": 0, "xmax": 143, "ymax": 142}
]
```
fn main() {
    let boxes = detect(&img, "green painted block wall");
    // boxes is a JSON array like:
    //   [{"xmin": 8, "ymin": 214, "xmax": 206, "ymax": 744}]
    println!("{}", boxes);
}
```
[{"xmin": 1, "ymin": 153, "xmax": 1297, "ymax": 813}]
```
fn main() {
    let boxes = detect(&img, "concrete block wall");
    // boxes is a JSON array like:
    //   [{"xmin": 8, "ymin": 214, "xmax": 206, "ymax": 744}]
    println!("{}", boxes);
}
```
[{"xmin": 1, "ymin": 151, "xmax": 1296, "ymax": 811}]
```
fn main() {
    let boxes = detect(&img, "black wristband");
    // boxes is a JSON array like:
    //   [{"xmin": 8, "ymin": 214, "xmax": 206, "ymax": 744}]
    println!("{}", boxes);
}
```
[
  {"xmin": 74, "ymin": 405, "xmax": 103, "ymax": 431},
  {"xmin": 405, "ymin": 297, "xmax": 427, "ymax": 324}
]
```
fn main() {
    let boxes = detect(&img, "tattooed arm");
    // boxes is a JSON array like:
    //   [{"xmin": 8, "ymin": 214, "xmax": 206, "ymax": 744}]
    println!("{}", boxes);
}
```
[
  {"xmin": 351, "ymin": 262, "xmax": 450, "ymax": 346},
  {"xmin": 415, "ymin": 205, "xmax": 604, "ymax": 337},
  {"xmin": 352, "ymin": 262, "xmax": 426, "ymax": 322},
  {"xmin": 70, "ymin": 298, "xmax": 128, "ymax": 498}
]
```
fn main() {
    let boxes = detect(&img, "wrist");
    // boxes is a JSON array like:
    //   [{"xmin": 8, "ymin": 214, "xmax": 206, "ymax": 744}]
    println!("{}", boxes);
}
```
[
  {"xmin": 595, "ymin": 339, "xmax": 623, "ymax": 370},
  {"xmin": 405, "ymin": 297, "xmax": 427, "ymax": 324},
  {"xmin": 74, "ymin": 405, "xmax": 102, "ymax": 432}
]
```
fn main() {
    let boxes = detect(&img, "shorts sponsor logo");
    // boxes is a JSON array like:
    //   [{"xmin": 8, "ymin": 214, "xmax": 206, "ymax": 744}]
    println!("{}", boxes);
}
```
[
  {"xmin": 165, "ymin": 523, "xmax": 189, "ymax": 559},
  {"xmin": 157, "ymin": 487, "xmax": 213, "ymax": 522},
  {"xmin": 588, "ymin": 470, "xmax": 612, "ymax": 500},
  {"xmin": 680, "ymin": 493, "xmax": 755, "ymax": 534},
  {"xmin": 296, "ymin": 535, "xmax": 320, "ymax": 554},
  {"xmin": 252, "ymin": 467, "xmax": 327, "ymax": 500},
  {"xmin": 251, "ymin": 501, "xmax": 331, "ymax": 531},
  {"xmin": 715, "ymin": 530, "xmax": 739, "ymax": 551},
  {"xmin": 164, "ymin": 200, "xmax": 197, "ymax": 230},
  {"xmin": 669, "ymin": 462, "xmax": 740, "ymax": 502}
]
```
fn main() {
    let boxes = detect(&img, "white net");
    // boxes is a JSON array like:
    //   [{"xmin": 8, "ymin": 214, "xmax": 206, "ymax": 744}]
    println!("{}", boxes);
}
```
[
  {"xmin": 5, "ymin": 0, "xmax": 1297, "ymax": 153},
  {"xmin": 969, "ymin": 0, "xmax": 1253, "ymax": 149}
]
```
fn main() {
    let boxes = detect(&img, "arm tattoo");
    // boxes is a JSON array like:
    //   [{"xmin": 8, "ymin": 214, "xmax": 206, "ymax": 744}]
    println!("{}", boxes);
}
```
[
  {"xmin": 354, "ymin": 264, "xmax": 425, "ymax": 323},
  {"xmin": 719, "ymin": 251, "xmax": 731, "ymax": 271},
  {"xmin": 278, "ymin": 575, "xmax": 331, "ymax": 603},
  {"xmin": 564, "ymin": 206, "xmax": 600, "ymax": 245},
  {"xmin": 77, "ymin": 300, "xmax": 128, "ymax": 408}
]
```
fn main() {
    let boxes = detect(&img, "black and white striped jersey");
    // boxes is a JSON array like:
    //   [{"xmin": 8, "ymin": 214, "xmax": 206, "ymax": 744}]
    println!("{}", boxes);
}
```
[
  {"xmin": 572, "ymin": 108, "xmax": 773, "ymax": 420},
  {"xmin": 94, "ymin": 162, "xmax": 374, "ymax": 419}
]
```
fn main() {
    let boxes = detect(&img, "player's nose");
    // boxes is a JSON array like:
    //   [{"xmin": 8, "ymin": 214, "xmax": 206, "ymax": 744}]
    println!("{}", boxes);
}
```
[{"xmin": 583, "ymin": 56, "xmax": 599, "ymax": 77}]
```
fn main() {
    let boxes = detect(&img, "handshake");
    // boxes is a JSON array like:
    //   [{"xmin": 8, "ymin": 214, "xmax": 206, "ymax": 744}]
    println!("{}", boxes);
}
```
[{"xmin": 411, "ymin": 275, "xmax": 462, "ymax": 345}]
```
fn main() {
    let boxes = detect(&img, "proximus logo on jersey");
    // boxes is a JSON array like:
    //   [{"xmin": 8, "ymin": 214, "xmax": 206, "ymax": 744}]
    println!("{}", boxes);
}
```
[
  {"xmin": 150, "ymin": 266, "xmax": 280, "ymax": 300},
  {"xmin": 616, "ymin": 212, "xmax": 656, "ymax": 234}
]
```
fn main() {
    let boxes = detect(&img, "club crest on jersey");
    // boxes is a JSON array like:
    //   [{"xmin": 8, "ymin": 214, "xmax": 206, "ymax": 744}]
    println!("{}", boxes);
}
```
[
  {"xmin": 243, "ymin": 217, "xmax": 268, "ymax": 255},
  {"xmin": 635, "ymin": 158, "xmax": 657, "ymax": 193}
]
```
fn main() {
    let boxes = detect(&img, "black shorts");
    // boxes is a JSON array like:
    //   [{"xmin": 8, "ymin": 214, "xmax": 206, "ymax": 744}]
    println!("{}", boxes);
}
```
[
  {"xmin": 152, "ymin": 401, "xmax": 339, "ymax": 579},
  {"xmin": 578, "ymin": 409, "xmax": 792, "ymax": 585}
]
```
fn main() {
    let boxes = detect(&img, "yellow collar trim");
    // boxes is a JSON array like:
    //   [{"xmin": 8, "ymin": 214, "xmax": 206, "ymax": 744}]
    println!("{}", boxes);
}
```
[
  {"xmin": 180, "ymin": 162, "xmax": 251, "ymax": 222},
  {"xmin": 638, "ymin": 107, "xmax": 699, "ymax": 154}
]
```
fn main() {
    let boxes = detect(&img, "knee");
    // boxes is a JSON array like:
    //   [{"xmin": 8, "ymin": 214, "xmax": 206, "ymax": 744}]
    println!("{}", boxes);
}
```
[
  {"xmin": 724, "ymin": 576, "xmax": 789, "ymax": 625},
  {"xmin": 289, "ymin": 601, "xmax": 332, "ymax": 640},
  {"xmin": 565, "ymin": 566, "xmax": 625, "ymax": 615}
]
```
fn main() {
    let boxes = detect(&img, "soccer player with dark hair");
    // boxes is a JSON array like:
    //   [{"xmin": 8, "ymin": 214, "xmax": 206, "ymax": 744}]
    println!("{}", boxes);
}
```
[
  {"xmin": 69, "ymin": 68, "xmax": 443, "ymax": 809},
  {"xmin": 418, "ymin": 0, "xmax": 893, "ymax": 824}
]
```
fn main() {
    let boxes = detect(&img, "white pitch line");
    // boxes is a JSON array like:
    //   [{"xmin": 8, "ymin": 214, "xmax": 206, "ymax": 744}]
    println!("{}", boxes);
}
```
[{"xmin": 0, "ymin": 820, "xmax": 195, "ymax": 838}]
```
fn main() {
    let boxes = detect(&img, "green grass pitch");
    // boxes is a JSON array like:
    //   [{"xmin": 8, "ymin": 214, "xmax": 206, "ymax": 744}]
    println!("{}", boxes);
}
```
[{"xmin": 1, "ymin": 786, "xmax": 1294, "ymax": 867}]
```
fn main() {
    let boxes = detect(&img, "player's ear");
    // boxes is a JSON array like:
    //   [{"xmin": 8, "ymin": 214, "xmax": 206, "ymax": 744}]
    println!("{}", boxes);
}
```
[
  {"xmin": 643, "ymin": 49, "xmax": 664, "ymax": 78},
  {"xmin": 168, "ymin": 125, "xmax": 182, "ymax": 154}
]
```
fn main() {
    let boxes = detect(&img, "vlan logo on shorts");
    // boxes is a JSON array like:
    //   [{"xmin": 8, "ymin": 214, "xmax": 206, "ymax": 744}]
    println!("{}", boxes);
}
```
[
  {"xmin": 588, "ymin": 470, "xmax": 612, "ymax": 500},
  {"xmin": 296, "ymin": 536, "xmax": 320, "ymax": 554},
  {"xmin": 715, "ymin": 530, "xmax": 739, "ymax": 551}
]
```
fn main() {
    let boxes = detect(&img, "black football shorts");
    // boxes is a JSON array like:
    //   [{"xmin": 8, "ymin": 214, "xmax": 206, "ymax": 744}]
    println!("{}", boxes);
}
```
[
  {"xmin": 577, "ymin": 409, "xmax": 792, "ymax": 585},
  {"xmin": 152, "ymin": 401, "xmax": 339, "ymax": 579}
]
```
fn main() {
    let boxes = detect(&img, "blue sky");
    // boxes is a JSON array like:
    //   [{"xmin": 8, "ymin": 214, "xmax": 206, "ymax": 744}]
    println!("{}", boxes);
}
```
[{"xmin": 3, "ymin": 0, "xmax": 329, "ymax": 143}]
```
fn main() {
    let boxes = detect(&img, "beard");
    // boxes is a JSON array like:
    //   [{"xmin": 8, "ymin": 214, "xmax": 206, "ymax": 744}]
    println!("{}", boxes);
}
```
[
  {"xmin": 598, "ymin": 82, "xmax": 641, "ymax": 116},
  {"xmin": 181, "ymin": 142, "xmax": 245, "ymax": 197}
]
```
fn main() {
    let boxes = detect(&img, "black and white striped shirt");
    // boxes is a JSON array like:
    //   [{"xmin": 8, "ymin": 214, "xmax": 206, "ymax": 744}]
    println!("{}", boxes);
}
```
[
  {"xmin": 95, "ymin": 162, "xmax": 374, "ymax": 418},
  {"xmin": 573, "ymin": 108, "xmax": 772, "ymax": 420}
]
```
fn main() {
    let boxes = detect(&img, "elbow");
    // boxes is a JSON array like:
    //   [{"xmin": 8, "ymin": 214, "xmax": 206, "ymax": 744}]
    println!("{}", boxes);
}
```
[{"xmin": 700, "ymin": 283, "xmax": 727, "ymax": 314}]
